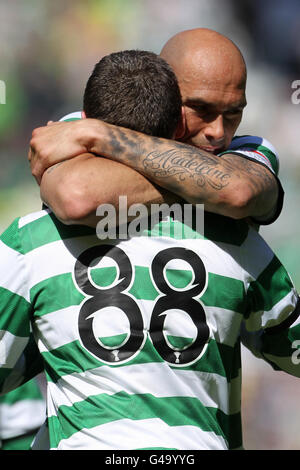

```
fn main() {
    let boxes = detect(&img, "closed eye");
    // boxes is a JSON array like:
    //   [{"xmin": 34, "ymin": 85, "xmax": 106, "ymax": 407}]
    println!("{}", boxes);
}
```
[{"xmin": 224, "ymin": 108, "xmax": 243, "ymax": 119}]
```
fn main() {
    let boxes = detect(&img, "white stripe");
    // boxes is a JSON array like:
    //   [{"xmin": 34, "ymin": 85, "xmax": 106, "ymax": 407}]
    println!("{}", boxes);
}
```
[
  {"xmin": 26, "ymin": 234, "xmax": 251, "ymax": 291},
  {"xmin": 19, "ymin": 209, "xmax": 50, "ymax": 229},
  {"xmin": 205, "ymin": 306, "xmax": 242, "ymax": 346},
  {"xmin": 0, "ymin": 240, "xmax": 30, "ymax": 302},
  {"xmin": 36, "ymin": 306, "xmax": 81, "ymax": 353},
  {"xmin": 46, "ymin": 362, "xmax": 240, "ymax": 416},
  {"xmin": 53, "ymin": 418, "xmax": 228, "ymax": 450},
  {"xmin": 26, "ymin": 235, "xmax": 105, "ymax": 289},
  {"xmin": 0, "ymin": 399, "xmax": 45, "ymax": 439},
  {"xmin": 0, "ymin": 330, "xmax": 28, "ymax": 368}
]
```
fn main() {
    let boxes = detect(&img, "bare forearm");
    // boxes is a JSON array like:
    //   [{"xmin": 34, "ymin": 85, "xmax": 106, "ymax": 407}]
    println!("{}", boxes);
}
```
[
  {"xmin": 88, "ymin": 121, "xmax": 278, "ymax": 219},
  {"xmin": 220, "ymin": 153, "xmax": 278, "ymax": 220},
  {"xmin": 40, "ymin": 153, "xmax": 180, "ymax": 227}
]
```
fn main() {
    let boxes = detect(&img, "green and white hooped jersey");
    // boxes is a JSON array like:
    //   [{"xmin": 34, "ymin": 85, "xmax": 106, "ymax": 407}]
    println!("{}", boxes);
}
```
[{"xmin": 0, "ymin": 208, "xmax": 299, "ymax": 450}]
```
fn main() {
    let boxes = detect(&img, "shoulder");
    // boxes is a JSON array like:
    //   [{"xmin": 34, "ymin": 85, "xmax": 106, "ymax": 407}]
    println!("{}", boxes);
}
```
[{"xmin": 0, "ymin": 209, "xmax": 52, "ymax": 254}]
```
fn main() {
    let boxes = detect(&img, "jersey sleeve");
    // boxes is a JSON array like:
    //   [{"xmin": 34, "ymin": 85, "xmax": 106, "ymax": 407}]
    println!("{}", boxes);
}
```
[
  {"xmin": 242, "ymin": 251, "xmax": 300, "ymax": 377},
  {"xmin": 218, "ymin": 135, "xmax": 284, "ymax": 225},
  {"xmin": 0, "ymin": 219, "xmax": 40, "ymax": 394},
  {"xmin": 59, "ymin": 111, "xmax": 83, "ymax": 122}
]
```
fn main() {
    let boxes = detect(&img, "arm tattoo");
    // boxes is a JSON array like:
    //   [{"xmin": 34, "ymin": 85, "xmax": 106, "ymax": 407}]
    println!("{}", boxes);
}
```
[
  {"xmin": 143, "ymin": 147, "xmax": 231, "ymax": 190},
  {"xmin": 93, "ymin": 123, "xmax": 278, "ymax": 214},
  {"xmin": 220, "ymin": 154, "xmax": 275, "ymax": 192},
  {"xmin": 102, "ymin": 127, "xmax": 232, "ymax": 194}
]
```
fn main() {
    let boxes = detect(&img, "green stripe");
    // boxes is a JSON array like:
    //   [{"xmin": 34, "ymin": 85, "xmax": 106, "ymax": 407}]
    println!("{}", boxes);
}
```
[
  {"xmin": 129, "ymin": 266, "xmax": 159, "ymax": 300},
  {"xmin": 0, "ymin": 379, "xmax": 43, "ymax": 404},
  {"xmin": 0, "ymin": 433, "xmax": 36, "ymax": 451},
  {"xmin": 167, "ymin": 335, "xmax": 194, "ymax": 349},
  {"xmin": 3, "ymin": 211, "xmax": 249, "ymax": 258},
  {"xmin": 42, "ymin": 337, "xmax": 240, "ymax": 383},
  {"xmin": 201, "ymin": 273, "xmax": 246, "ymax": 312},
  {"xmin": 48, "ymin": 392, "xmax": 241, "ymax": 449},
  {"xmin": 246, "ymin": 256, "xmax": 294, "ymax": 316},
  {"xmin": 142, "ymin": 218, "xmax": 205, "ymax": 240},
  {"xmin": 31, "ymin": 267, "xmax": 246, "ymax": 317},
  {"xmin": 198, "ymin": 339, "xmax": 241, "ymax": 381},
  {"xmin": 0, "ymin": 287, "xmax": 31, "ymax": 336},
  {"xmin": 30, "ymin": 273, "xmax": 84, "ymax": 315},
  {"xmin": 91, "ymin": 266, "xmax": 117, "ymax": 286},
  {"xmin": 0, "ymin": 218, "xmax": 21, "ymax": 252},
  {"xmin": 19, "ymin": 213, "xmax": 95, "ymax": 254}
]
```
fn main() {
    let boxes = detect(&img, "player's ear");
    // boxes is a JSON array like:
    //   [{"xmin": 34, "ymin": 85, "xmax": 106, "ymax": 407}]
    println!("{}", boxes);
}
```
[
  {"xmin": 82, "ymin": 111, "xmax": 86, "ymax": 119},
  {"xmin": 174, "ymin": 106, "xmax": 186, "ymax": 139}
]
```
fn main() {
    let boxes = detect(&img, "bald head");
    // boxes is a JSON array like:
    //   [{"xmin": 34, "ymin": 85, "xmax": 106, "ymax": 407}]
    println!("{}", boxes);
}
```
[
  {"xmin": 160, "ymin": 28, "xmax": 247, "ymax": 152},
  {"xmin": 160, "ymin": 28, "xmax": 247, "ymax": 88}
]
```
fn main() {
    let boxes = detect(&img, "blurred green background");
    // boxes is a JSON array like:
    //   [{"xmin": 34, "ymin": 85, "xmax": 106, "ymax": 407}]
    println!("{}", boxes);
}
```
[{"xmin": 1, "ymin": 0, "xmax": 300, "ymax": 449}]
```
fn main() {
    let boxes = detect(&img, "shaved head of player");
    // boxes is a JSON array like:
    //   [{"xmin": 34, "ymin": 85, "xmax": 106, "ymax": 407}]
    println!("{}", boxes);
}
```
[{"xmin": 160, "ymin": 28, "xmax": 247, "ymax": 153}]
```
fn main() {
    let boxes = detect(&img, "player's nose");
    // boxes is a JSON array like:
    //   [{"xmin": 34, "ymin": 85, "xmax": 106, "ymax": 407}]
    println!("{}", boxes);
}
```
[{"xmin": 204, "ymin": 115, "xmax": 225, "ymax": 143}]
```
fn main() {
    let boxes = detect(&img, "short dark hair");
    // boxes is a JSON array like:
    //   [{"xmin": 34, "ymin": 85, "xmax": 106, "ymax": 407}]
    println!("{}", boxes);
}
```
[{"xmin": 83, "ymin": 50, "xmax": 182, "ymax": 138}]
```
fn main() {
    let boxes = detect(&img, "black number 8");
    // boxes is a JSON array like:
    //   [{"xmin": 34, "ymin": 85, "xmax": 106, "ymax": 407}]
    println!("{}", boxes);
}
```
[
  {"xmin": 150, "ymin": 247, "xmax": 209, "ymax": 366},
  {"xmin": 74, "ymin": 245, "xmax": 209, "ymax": 366}
]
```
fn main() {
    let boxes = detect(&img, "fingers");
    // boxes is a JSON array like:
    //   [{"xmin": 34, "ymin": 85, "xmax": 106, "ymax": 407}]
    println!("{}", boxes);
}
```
[
  {"xmin": 29, "ymin": 130, "xmax": 47, "ymax": 185},
  {"xmin": 30, "ymin": 155, "xmax": 43, "ymax": 185},
  {"xmin": 30, "ymin": 146, "xmax": 48, "ymax": 185},
  {"xmin": 28, "ymin": 120, "xmax": 82, "ymax": 185}
]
